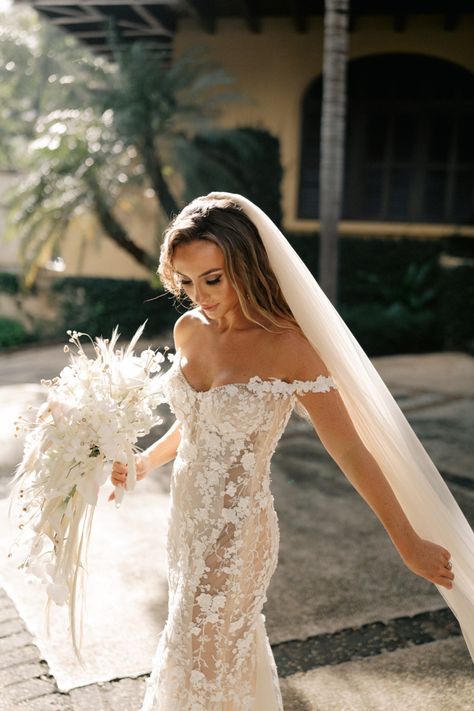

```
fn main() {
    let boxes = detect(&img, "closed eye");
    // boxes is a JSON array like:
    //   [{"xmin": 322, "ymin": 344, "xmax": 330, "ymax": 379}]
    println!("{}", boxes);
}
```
[{"xmin": 181, "ymin": 276, "xmax": 222, "ymax": 286}]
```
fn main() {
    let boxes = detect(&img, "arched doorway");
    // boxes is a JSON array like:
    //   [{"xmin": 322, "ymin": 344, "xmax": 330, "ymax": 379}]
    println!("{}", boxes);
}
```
[{"xmin": 298, "ymin": 53, "xmax": 474, "ymax": 223}]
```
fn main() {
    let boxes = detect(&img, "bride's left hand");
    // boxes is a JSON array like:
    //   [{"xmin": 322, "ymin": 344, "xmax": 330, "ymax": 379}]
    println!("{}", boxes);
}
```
[
  {"xmin": 107, "ymin": 454, "xmax": 148, "ymax": 502},
  {"xmin": 399, "ymin": 536, "xmax": 454, "ymax": 589}
]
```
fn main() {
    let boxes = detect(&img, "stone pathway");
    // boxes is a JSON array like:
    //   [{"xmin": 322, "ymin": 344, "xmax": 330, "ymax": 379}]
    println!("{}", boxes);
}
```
[{"xmin": 0, "ymin": 347, "xmax": 473, "ymax": 709}]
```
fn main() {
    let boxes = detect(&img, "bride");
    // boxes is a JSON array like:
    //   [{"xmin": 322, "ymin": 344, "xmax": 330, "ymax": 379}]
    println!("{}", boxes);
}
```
[{"xmin": 109, "ymin": 193, "xmax": 471, "ymax": 711}]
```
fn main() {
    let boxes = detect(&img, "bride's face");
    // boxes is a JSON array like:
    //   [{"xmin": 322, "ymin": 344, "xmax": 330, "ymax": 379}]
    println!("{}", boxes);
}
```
[{"xmin": 172, "ymin": 240, "xmax": 240, "ymax": 319}]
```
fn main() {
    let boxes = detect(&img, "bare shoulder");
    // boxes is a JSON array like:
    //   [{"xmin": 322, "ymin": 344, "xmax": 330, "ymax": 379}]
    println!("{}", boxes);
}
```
[
  {"xmin": 173, "ymin": 308, "xmax": 205, "ymax": 349},
  {"xmin": 276, "ymin": 328, "xmax": 331, "ymax": 381}
]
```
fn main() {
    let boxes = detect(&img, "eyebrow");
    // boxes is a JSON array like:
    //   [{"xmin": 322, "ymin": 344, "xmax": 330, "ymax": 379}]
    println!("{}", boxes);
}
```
[{"xmin": 175, "ymin": 268, "xmax": 223, "ymax": 279}]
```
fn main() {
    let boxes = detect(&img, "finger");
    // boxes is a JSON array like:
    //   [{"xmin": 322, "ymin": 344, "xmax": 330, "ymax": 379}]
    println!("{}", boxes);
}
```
[
  {"xmin": 431, "ymin": 573, "xmax": 452, "ymax": 588},
  {"xmin": 438, "ymin": 563, "xmax": 454, "ymax": 576},
  {"xmin": 112, "ymin": 470, "xmax": 128, "ymax": 482},
  {"xmin": 113, "ymin": 462, "xmax": 128, "ymax": 474},
  {"xmin": 438, "ymin": 573, "xmax": 454, "ymax": 587}
]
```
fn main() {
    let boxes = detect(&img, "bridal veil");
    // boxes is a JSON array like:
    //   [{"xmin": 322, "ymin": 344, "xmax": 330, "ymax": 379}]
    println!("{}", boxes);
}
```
[{"xmin": 205, "ymin": 191, "xmax": 474, "ymax": 663}]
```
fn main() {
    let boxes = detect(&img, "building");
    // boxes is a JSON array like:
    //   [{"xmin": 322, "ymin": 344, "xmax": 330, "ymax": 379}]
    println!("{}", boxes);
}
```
[{"xmin": 8, "ymin": 0, "xmax": 474, "ymax": 279}]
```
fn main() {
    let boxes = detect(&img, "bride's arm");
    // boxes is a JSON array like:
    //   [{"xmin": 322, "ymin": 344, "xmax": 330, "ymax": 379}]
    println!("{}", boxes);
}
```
[
  {"xmin": 109, "ymin": 420, "xmax": 181, "ymax": 500},
  {"xmin": 140, "ymin": 419, "xmax": 181, "ymax": 474},
  {"xmin": 289, "ymin": 338, "xmax": 454, "ymax": 590},
  {"xmin": 138, "ymin": 312, "xmax": 191, "ymax": 474},
  {"xmin": 110, "ymin": 318, "xmax": 191, "ymax": 499}
]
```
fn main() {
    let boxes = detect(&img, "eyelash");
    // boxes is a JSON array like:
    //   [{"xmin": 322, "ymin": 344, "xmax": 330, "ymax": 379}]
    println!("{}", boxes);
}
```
[{"xmin": 181, "ymin": 277, "xmax": 221, "ymax": 287}]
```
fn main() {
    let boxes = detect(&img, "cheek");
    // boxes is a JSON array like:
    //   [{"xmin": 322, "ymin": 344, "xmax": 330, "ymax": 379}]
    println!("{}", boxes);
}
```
[{"xmin": 221, "ymin": 280, "xmax": 239, "ymax": 302}]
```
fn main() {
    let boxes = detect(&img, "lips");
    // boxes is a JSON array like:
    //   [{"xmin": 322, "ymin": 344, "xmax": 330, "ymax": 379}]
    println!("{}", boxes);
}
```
[{"xmin": 202, "ymin": 304, "xmax": 218, "ymax": 310}]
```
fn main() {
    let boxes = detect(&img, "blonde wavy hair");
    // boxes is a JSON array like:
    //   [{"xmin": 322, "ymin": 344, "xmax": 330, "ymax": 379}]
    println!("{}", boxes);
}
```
[{"xmin": 158, "ymin": 196, "xmax": 301, "ymax": 333}]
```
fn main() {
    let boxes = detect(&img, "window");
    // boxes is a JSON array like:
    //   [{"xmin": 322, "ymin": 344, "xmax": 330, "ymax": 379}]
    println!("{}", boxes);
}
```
[{"xmin": 298, "ymin": 54, "xmax": 474, "ymax": 223}]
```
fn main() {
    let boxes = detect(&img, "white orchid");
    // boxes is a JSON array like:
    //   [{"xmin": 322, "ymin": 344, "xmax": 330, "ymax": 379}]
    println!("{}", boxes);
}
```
[{"xmin": 7, "ymin": 322, "xmax": 170, "ymax": 662}]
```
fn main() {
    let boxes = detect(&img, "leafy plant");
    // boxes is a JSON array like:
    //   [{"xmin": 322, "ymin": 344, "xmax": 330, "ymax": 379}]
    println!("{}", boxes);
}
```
[
  {"xmin": 51, "ymin": 276, "xmax": 177, "ymax": 339},
  {"xmin": 340, "ymin": 303, "xmax": 442, "ymax": 356},
  {"xmin": 0, "ymin": 317, "xmax": 29, "ymax": 348},
  {"xmin": 176, "ymin": 126, "xmax": 283, "ymax": 225},
  {"xmin": 0, "ymin": 272, "xmax": 20, "ymax": 294},
  {"xmin": 0, "ymin": 5, "xmax": 103, "ymax": 168},
  {"xmin": 337, "ymin": 261, "xmax": 442, "ymax": 355},
  {"xmin": 2, "ymin": 9, "xmax": 255, "ymax": 287},
  {"xmin": 356, "ymin": 261, "xmax": 440, "ymax": 314}
]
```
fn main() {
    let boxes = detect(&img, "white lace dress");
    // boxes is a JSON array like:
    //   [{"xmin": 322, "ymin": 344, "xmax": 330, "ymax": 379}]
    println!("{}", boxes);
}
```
[{"xmin": 141, "ymin": 350, "xmax": 338, "ymax": 711}]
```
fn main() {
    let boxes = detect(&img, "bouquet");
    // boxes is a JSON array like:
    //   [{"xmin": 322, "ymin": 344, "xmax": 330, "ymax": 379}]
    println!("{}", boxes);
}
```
[{"xmin": 7, "ymin": 323, "xmax": 168, "ymax": 662}]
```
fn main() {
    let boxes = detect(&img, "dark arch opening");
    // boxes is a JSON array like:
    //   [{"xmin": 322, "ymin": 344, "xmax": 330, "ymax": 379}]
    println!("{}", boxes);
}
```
[{"xmin": 298, "ymin": 53, "xmax": 474, "ymax": 223}]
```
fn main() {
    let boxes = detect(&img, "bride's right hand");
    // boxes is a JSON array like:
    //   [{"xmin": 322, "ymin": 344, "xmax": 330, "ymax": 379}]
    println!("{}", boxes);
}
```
[{"xmin": 108, "ymin": 454, "xmax": 149, "ymax": 502}]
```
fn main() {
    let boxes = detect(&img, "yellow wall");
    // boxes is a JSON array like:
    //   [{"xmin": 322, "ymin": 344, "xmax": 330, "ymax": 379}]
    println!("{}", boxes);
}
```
[
  {"xmin": 175, "ymin": 13, "xmax": 474, "ymax": 235},
  {"xmin": 59, "ymin": 187, "xmax": 163, "ymax": 279},
  {"xmin": 8, "ymin": 15, "xmax": 472, "ymax": 280}
]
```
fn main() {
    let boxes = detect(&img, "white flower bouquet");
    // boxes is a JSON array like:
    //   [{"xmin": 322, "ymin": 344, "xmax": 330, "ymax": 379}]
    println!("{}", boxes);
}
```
[{"xmin": 7, "ymin": 323, "xmax": 168, "ymax": 662}]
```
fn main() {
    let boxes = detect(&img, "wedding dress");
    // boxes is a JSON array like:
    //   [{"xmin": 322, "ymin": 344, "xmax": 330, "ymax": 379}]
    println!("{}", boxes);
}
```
[{"xmin": 141, "ymin": 349, "xmax": 338, "ymax": 711}]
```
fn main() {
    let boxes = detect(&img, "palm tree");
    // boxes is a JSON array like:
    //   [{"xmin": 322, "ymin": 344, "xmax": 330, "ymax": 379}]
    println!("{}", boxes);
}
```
[
  {"xmin": 0, "ymin": 5, "xmax": 105, "ymax": 167},
  {"xmin": 3, "ymin": 11, "xmax": 251, "ymax": 286},
  {"xmin": 318, "ymin": 0, "xmax": 350, "ymax": 305},
  {"xmin": 102, "ymin": 36, "xmax": 243, "ymax": 219},
  {"xmin": 6, "ymin": 106, "xmax": 158, "ymax": 285}
]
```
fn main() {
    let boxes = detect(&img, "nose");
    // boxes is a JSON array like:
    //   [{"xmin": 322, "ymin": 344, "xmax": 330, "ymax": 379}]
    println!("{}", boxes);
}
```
[{"xmin": 194, "ymin": 282, "xmax": 209, "ymax": 306}]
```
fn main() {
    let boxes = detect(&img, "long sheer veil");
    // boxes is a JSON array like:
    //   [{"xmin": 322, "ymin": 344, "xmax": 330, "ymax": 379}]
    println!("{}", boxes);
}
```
[{"xmin": 206, "ymin": 191, "xmax": 474, "ymax": 663}]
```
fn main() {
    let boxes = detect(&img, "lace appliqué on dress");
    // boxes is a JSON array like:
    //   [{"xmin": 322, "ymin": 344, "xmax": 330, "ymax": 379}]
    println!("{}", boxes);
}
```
[{"xmin": 141, "ymin": 354, "xmax": 337, "ymax": 711}]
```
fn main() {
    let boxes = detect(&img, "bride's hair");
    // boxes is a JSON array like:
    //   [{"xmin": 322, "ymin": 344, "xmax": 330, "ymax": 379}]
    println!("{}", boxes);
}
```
[{"xmin": 158, "ymin": 196, "xmax": 301, "ymax": 333}]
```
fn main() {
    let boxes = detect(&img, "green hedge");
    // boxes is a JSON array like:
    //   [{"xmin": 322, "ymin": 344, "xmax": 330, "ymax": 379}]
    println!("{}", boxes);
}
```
[
  {"xmin": 179, "ymin": 126, "xmax": 283, "ymax": 226},
  {"xmin": 51, "ymin": 276, "xmax": 178, "ymax": 341},
  {"xmin": 439, "ymin": 266, "xmax": 474, "ymax": 354},
  {"xmin": 339, "ymin": 304, "xmax": 442, "ymax": 357},
  {"xmin": 0, "ymin": 317, "xmax": 30, "ymax": 348},
  {"xmin": 0, "ymin": 272, "xmax": 20, "ymax": 295},
  {"xmin": 287, "ymin": 233, "xmax": 474, "ymax": 356},
  {"xmin": 287, "ymin": 233, "xmax": 441, "ymax": 304},
  {"xmin": 441, "ymin": 234, "xmax": 474, "ymax": 259},
  {"xmin": 1, "ymin": 234, "xmax": 473, "ymax": 355}
]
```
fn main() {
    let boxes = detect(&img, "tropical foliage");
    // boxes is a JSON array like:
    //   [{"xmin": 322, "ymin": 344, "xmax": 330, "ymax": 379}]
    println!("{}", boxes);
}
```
[
  {"xmin": 0, "ymin": 6, "xmax": 103, "ymax": 167},
  {"xmin": 1, "ymin": 6, "xmax": 263, "ymax": 286}
]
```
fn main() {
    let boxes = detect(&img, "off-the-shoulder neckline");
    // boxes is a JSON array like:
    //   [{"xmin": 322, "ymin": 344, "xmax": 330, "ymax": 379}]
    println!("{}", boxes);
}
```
[{"xmin": 174, "ymin": 351, "xmax": 332, "ymax": 396}]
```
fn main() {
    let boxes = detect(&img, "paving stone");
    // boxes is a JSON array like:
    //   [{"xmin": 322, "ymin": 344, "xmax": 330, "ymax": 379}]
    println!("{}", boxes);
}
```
[
  {"xmin": 0, "ymin": 349, "xmax": 473, "ymax": 710},
  {"xmin": 0, "ymin": 661, "xmax": 47, "ymax": 687},
  {"xmin": 281, "ymin": 684, "xmax": 313, "ymax": 711},
  {"xmin": 0, "ymin": 696, "xmax": 16, "ymax": 711},
  {"xmin": 0, "ymin": 631, "xmax": 34, "ymax": 654},
  {"xmin": 0, "ymin": 644, "xmax": 43, "ymax": 669},
  {"xmin": 15, "ymin": 693, "xmax": 73, "ymax": 710},
  {"xmin": 0, "ymin": 607, "xmax": 19, "ymax": 624},
  {"xmin": 69, "ymin": 683, "xmax": 105, "ymax": 710},
  {"xmin": 0, "ymin": 595, "xmax": 16, "ymax": 608},
  {"xmin": 0, "ymin": 618, "xmax": 26, "ymax": 638},
  {"xmin": 273, "ymin": 607, "xmax": 461, "ymax": 677},
  {"xmin": 0, "ymin": 603, "xmax": 18, "ymax": 619},
  {"xmin": 280, "ymin": 636, "xmax": 474, "ymax": 711},
  {"xmin": 100, "ymin": 677, "xmax": 147, "ymax": 711},
  {"xmin": 1, "ymin": 677, "xmax": 57, "ymax": 705}
]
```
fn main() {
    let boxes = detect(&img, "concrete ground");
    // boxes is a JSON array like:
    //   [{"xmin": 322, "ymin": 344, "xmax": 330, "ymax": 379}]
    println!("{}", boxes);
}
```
[{"xmin": 0, "ymin": 341, "xmax": 473, "ymax": 710}]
